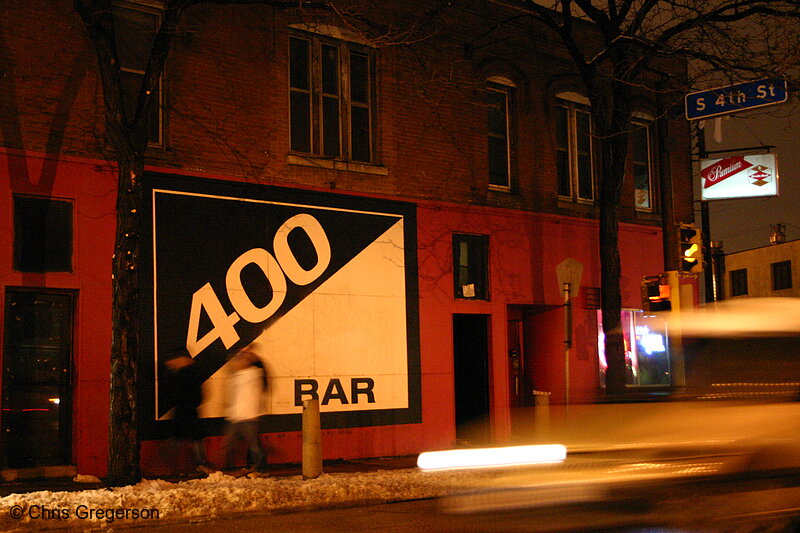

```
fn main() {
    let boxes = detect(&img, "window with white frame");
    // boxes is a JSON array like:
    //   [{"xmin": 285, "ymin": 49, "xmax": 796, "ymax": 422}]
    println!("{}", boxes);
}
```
[
  {"xmin": 487, "ymin": 80, "xmax": 513, "ymax": 190},
  {"xmin": 632, "ymin": 117, "xmax": 654, "ymax": 212},
  {"xmin": 289, "ymin": 31, "xmax": 375, "ymax": 163},
  {"xmin": 556, "ymin": 94, "xmax": 594, "ymax": 203},
  {"xmin": 112, "ymin": 3, "xmax": 163, "ymax": 146}
]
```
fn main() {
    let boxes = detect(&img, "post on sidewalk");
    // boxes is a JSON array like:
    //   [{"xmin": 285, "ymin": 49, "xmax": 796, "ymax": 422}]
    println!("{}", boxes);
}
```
[
  {"xmin": 563, "ymin": 282, "xmax": 571, "ymax": 410},
  {"xmin": 555, "ymin": 259, "xmax": 583, "ymax": 411},
  {"xmin": 302, "ymin": 398, "xmax": 322, "ymax": 479},
  {"xmin": 532, "ymin": 390, "xmax": 551, "ymax": 440}
]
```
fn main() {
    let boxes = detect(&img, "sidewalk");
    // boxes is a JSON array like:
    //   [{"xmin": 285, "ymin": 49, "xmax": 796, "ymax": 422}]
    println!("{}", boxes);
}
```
[
  {"xmin": 0, "ymin": 455, "xmax": 482, "ymax": 532},
  {"xmin": 0, "ymin": 456, "xmax": 420, "ymax": 497}
]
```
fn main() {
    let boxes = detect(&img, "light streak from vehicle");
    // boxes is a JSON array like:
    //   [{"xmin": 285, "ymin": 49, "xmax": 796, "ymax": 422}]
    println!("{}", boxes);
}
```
[{"xmin": 417, "ymin": 444, "xmax": 566, "ymax": 471}]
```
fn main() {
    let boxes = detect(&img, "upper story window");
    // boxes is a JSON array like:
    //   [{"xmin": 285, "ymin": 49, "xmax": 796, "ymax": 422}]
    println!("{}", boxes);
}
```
[
  {"xmin": 487, "ymin": 79, "xmax": 513, "ymax": 190},
  {"xmin": 772, "ymin": 260, "xmax": 792, "ymax": 291},
  {"xmin": 112, "ymin": 2, "xmax": 163, "ymax": 146},
  {"xmin": 730, "ymin": 268, "xmax": 748, "ymax": 296},
  {"xmin": 632, "ymin": 116, "xmax": 654, "ymax": 212},
  {"xmin": 289, "ymin": 31, "xmax": 376, "ymax": 163},
  {"xmin": 14, "ymin": 196, "xmax": 73, "ymax": 273},
  {"xmin": 556, "ymin": 93, "xmax": 594, "ymax": 203}
]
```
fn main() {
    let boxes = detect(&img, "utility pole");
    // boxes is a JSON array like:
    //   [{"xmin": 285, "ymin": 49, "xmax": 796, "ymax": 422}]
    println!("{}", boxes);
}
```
[{"xmin": 695, "ymin": 122, "xmax": 715, "ymax": 303}]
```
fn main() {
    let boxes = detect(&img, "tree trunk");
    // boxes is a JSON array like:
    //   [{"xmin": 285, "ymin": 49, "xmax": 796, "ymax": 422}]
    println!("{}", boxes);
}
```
[
  {"xmin": 599, "ymin": 165, "xmax": 626, "ymax": 396},
  {"xmin": 75, "ymin": 0, "xmax": 182, "ymax": 485},
  {"xmin": 594, "ymin": 79, "xmax": 632, "ymax": 399},
  {"xmin": 107, "ymin": 149, "xmax": 144, "ymax": 485}
]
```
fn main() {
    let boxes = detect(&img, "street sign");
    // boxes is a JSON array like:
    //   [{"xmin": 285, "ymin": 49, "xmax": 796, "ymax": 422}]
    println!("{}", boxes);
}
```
[
  {"xmin": 685, "ymin": 78, "xmax": 788, "ymax": 120},
  {"xmin": 556, "ymin": 258, "xmax": 583, "ymax": 299}
]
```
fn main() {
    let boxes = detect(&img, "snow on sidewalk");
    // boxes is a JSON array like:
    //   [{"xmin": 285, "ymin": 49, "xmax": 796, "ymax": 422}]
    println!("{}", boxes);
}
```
[{"xmin": 0, "ymin": 468, "xmax": 495, "ymax": 531}]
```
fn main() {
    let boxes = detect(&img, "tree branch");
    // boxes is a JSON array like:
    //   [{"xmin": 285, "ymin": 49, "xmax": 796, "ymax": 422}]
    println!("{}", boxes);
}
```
[
  {"xmin": 74, "ymin": 0, "xmax": 130, "ymax": 149},
  {"xmin": 625, "ymin": 0, "xmax": 659, "ymax": 36},
  {"xmin": 657, "ymin": 1, "xmax": 800, "ymax": 46},
  {"xmin": 186, "ymin": 0, "xmax": 329, "ymax": 6}
]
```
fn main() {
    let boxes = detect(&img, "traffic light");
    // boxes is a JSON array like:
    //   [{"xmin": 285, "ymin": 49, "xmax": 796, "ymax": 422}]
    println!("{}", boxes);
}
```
[
  {"xmin": 678, "ymin": 223, "xmax": 703, "ymax": 274},
  {"xmin": 642, "ymin": 275, "xmax": 671, "ymax": 312}
]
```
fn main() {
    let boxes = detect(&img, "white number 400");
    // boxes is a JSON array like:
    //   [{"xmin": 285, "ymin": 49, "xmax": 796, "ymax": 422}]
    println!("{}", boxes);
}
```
[{"xmin": 184, "ymin": 213, "xmax": 331, "ymax": 356}]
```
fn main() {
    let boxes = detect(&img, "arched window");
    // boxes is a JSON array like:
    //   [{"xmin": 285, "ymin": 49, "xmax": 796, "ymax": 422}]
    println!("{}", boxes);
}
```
[
  {"xmin": 555, "ymin": 92, "xmax": 594, "ymax": 203},
  {"xmin": 632, "ymin": 112, "xmax": 655, "ymax": 212}
]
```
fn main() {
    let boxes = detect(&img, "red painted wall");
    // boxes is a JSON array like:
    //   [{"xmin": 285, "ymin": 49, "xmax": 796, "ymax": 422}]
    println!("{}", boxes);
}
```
[
  {"xmin": 2, "ymin": 150, "xmax": 664, "ymax": 476},
  {"xmin": 1, "ymin": 150, "xmax": 116, "ymax": 475},
  {"xmin": 415, "ymin": 201, "xmax": 664, "ymax": 447},
  {"xmin": 0, "ymin": 1, "xmax": 683, "ymax": 477}
]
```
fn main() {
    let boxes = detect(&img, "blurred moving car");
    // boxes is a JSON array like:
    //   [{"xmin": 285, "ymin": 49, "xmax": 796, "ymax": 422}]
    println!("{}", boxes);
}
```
[{"xmin": 435, "ymin": 298, "xmax": 800, "ymax": 513}]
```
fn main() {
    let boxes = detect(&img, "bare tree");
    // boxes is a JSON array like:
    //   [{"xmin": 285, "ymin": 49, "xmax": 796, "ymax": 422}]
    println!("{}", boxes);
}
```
[
  {"xmin": 74, "ymin": 0, "xmax": 800, "ymax": 484},
  {"xmin": 73, "ymin": 0, "xmax": 337, "ymax": 486},
  {"xmin": 73, "ymin": 0, "xmax": 419, "ymax": 487},
  {"xmin": 483, "ymin": 0, "xmax": 800, "ymax": 396}
]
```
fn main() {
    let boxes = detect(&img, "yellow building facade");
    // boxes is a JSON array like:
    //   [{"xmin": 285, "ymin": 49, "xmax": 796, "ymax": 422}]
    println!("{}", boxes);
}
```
[{"xmin": 725, "ymin": 240, "xmax": 800, "ymax": 298}]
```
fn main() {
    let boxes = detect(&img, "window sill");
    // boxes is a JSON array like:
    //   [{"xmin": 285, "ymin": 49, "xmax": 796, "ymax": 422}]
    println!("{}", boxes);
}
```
[
  {"xmin": 635, "ymin": 210, "xmax": 661, "ymax": 222},
  {"xmin": 144, "ymin": 145, "xmax": 181, "ymax": 166},
  {"xmin": 287, "ymin": 154, "xmax": 388, "ymax": 176},
  {"xmin": 557, "ymin": 198, "xmax": 597, "ymax": 209}
]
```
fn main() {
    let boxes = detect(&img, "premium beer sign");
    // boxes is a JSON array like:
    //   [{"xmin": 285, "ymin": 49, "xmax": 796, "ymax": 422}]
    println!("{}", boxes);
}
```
[
  {"xmin": 139, "ymin": 174, "xmax": 420, "ymax": 435},
  {"xmin": 700, "ymin": 153, "xmax": 779, "ymax": 201}
]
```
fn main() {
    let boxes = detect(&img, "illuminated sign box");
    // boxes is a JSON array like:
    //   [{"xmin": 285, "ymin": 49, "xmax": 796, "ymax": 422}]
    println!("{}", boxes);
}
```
[{"xmin": 700, "ymin": 153, "xmax": 779, "ymax": 201}]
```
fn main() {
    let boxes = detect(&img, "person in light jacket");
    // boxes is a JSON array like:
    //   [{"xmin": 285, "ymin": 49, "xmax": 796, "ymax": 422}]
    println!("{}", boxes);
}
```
[{"xmin": 223, "ymin": 349, "xmax": 268, "ymax": 473}]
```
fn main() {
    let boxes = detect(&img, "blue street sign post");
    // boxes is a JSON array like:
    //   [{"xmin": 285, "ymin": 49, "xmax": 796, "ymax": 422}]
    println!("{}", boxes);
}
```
[{"xmin": 685, "ymin": 78, "xmax": 788, "ymax": 120}]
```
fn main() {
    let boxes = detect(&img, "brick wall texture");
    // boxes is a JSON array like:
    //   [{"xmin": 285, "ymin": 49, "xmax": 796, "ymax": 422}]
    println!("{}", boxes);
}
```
[{"xmin": 1, "ymin": 0, "xmax": 694, "ymax": 227}]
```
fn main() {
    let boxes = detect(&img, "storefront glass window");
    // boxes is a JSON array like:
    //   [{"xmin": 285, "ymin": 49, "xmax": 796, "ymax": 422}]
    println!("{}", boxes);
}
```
[{"xmin": 597, "ymin": 309, "xmax": 671, "ymax": 387}]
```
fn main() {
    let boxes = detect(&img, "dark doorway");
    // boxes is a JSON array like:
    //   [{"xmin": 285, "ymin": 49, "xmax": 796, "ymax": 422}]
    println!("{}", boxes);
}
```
[
  {"xmin": 453, "ymin": 314, "xmax": 490, "ymax": 445},
  {"xmin": 2, "ymin": 290, "xmax": 74, "ymax": 467}
]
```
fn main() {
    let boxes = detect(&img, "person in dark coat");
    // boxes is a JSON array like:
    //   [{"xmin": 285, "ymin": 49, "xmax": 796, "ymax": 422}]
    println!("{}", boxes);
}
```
[{"xmin": 164, "ymin": 350, "xmax": 211, "ymax": 473}]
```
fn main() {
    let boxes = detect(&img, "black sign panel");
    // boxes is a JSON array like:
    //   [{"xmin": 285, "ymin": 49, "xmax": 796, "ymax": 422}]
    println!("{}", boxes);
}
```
[{"xmin": 139, "ymin": 174, "xmax": 420, "ymax": 438}]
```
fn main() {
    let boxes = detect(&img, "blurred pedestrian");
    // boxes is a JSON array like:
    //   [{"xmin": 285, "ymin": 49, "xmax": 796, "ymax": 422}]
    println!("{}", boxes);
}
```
[
  {"xmin": 163, "ymin": 350, "xmax": 212, "ymax": 474},
  {"xmin": 224, "ymin": 349, "xmax": 269, "ymax": 474}
]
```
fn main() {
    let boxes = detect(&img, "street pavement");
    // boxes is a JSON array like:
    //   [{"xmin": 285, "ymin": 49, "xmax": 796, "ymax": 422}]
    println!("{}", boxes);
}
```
[{"xmin": 118, "ymin": 477, "xmax": 800, "ymax": 533}]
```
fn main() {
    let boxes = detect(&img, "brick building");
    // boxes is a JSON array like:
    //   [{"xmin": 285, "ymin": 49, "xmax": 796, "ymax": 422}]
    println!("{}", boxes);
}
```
[{"xmin": 0, "ymin": 1, "xmax": 694, "ymax": 477}]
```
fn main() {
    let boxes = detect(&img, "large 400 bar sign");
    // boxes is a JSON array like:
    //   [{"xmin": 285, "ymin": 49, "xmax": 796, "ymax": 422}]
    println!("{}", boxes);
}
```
[
  {"xmin": 186, "ymin": 214, "xmax": 330, "ymax": 356},
  {"xmin": 142, "ymin": 176, "xmax": 420, "ymax": 433}
]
